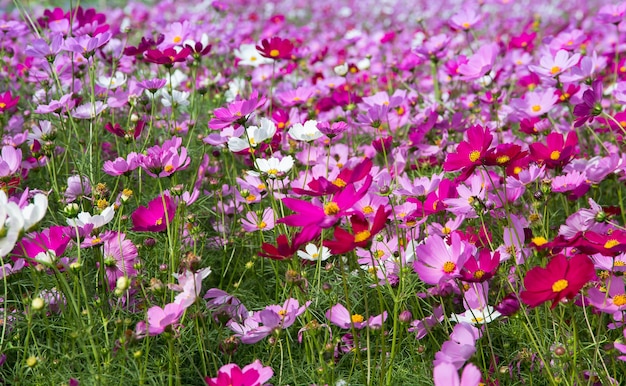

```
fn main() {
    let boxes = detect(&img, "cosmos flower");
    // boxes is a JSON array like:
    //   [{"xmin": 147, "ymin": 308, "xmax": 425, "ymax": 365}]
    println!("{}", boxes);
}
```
[
  {"xmin": 256, "ymin": 36, "xmax": 294, "ymax": 60},
  {"xmin": 147, "ymin": 302, "xmax": 184, "ymax": 335},
  {"xmin": 443, "ymin": 125, "xmax": 493, "ymax": 180},
  {"xmin": 205, "ymin": 360, "xmax": 273, "ymax": 386},
  {"xmin": 413, "ymin": 233, "xmax": 475, "ymax": 285},
  {"xmin": 520, "ymin": 254, "xmax": 595, "ymax": 309},
  {"xmin": 234, "ymin": 44, "xmax": 273, "ymax": 67},
  {"xmin": 131, "ymin": 195, "xmax": 177, "ymax": 232},
  {"xmin": 433, "ymin": 363, "xmax": 482, "ymax": 386},
  {"xmin": 101, "ymin": 232, "xmax": 139, "ymax": 290},
  {"xmin": 326, "ymin": 303, "xmax": 387, "ymax": 329}
]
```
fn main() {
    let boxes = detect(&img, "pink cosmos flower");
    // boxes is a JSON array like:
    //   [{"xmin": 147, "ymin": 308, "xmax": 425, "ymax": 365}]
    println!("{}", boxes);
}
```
[
  {"xmin": 227, "ymin": 299, "xmax": 310, "ymax": 344},
  {"xmin": 205, "ymin": 360, "xmax": 273, "ymax": 386},
  {"xmin": 511, "ymin": 88, "xmax": 558, "ymax": 118},
  {"xmin": 529, "ymin": 50, "xmax": 581, "ymax": 78},
  {"xmin": 102, "ymin": 232, "xmax": 139, "ymax": 290},
  {"xmin": 63, "ymin": 31, "xmax": 112, "ymax": 55},
  {"xmin": 131, "ymin": 195, "xmax": 177, "ymax": 232},
  {"xmin": 140, "ymin": 137, "xmax": 190, "ymax": 178},
  {"xmin": 147, "ymin": 302, "xmax": 185, "ymax": 335},
  {"xmin": 433, "ymin": 322, "xmax": 480, "ymax": 369},
  {"xmin": 0, "ymin": 146, "xmax": 21, "ymax": 178},
  {"xmin": 587, "ymin": 275, "xmax": 626, "ymax": 315},
  {"xmin": 64, "ymin": 175, "xmax": 91, "ymax": 202},
  {"xmin": 71, "ymin": 101, "xmax": 107, "ymax": 119},
  {"xmin": 413, "ymin": 233, "xmax": 475, "ymax": 285},
  {"xmin": 241, "ymin": 208, "xmax": 275, "ymax": 232},
  {"xmin": 208, "ymin": 91, "xmax": 267, "ymax": 130},
  {"xmin": 325, "ymin": 303, "xmax": 387, "ymax": 329},
  {"xmin": 172, "ymin": 268, "xmax": 212, "ymax": 309},
  {"xmin": 449, "ymin": 6, "xmax": 482, "ymax": 31},
  {"xmin": 434, "ymin": 362, "xmax": 482, "ymax": 386},
  {"xmin": 597, "ymin": 2, "xmax": 626, "ymax": 24},
  {"xmin": 25, "ymin": 32, "xmax": 63, "ymax": 59},
  {"xmin": 457, "ymin": 43, "xmax": 497, "ymax": 81},
  {"xmin": 102, "ymin": 153, "xmax": 142, "ymax": 176}
]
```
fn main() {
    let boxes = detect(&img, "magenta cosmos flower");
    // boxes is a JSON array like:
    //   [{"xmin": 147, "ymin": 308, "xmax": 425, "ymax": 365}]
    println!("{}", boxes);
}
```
[
  {"xmin": 443, "ymin": 125, "xmax": 493, "ymax": 181},
  {"xmin": 413, "ymin": 233, "xmax": 475, "ymax": 285},
  {"xmin": 205, "ymin": 360, "xmax": 273, "ymax": 386},
  {"xmin": 131, "ymin": 195, "xmax": 176, "ymax": 232},
  {"xmin": 11, "ymin": 225, "xmax": 71, "ymax": 266}
]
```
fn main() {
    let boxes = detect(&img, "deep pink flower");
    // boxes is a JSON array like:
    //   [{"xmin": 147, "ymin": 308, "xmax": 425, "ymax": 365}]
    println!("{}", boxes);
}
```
[
  {"xmin": 520, "ymin": 254, "xmax": 595, "ymax": 309},
  {"xmin": 0, "ymin": 91, "xmax": 19, "ymax": 113},
  {"xmin": 459, "ymin": 249, "xmax": 500, "ymax": 283},
  {"xmin": 205, "ymin": 360, "xmax": 273, "ymax": 386},
  {"xmin": 529, "ymin": 131, "xmax": 578, "ymax": 169},
  {"xmin": 11, "ymin": 226, "xmax": 71, "ymax": 265},
  {"xmin": 144, "ymin": 47, "xmax": 191, "ymax": 67},
  {"xmin": 147, "ymin": 302, "xmax": 184, "ymax": 335},
  {"xmin": 256, "ymin": 37, "xmax": 294, "ymax": 60},
  {"xmin": 131, "ymin": 195, "xmax": 177, "ymax": 232},
  {"xmin": 443, "ymin": 125, "xmax": 493, "ymax": 180},
  {"xmin": 573, "ymin": 80, "xmax": 603, "ymax": 127}
]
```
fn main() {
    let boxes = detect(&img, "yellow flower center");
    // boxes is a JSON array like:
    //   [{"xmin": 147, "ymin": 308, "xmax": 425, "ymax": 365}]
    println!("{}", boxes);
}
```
[
  {"xmin": 250, "ymin": 56, "xmax": 257, "ymax": 62},
  {"xmin": 376, "ymin": 250, "xmax": 385, "ymax": 259},
  {"xmin": 443, "ymin": 261, "xmax": 456, "ymax": 274},
  {"xmin": 474, "ymin": 270, "xmax": 485, "ymax": 280},
  {"xmin": 615, "ymin": 260, "xmax": 625, "ymax": 267},
  {"xmin": 155, "ymin": 218, "xmax": 163, "ymax": 226},
  {"xmin": 469, "ymin": 150, "xmax": 481, "ymax": 162},
  {"xmin": 333, "ymin": 178, "xmax": 347, "ymax": 188},
  {"xmin": 324, "ymin": 202, "xmax": 340, "ymax": 215},
  {"xmin": 513, "ymin": 166, "xmax": 522, "ymax": 175},
  {"xmin": 604, "ymin": 239, "xmax": 620, "ymax": 249},
  {"xmin": 164, "ymin": 165, "xmax": 174, "ymax": 173},
  {"xmin": 258, "ymin": 221, "xmax": 267, "ymax": 229},
  {"xmin": 549, "ymin": 150, "xmax": 561, "ymax": 161},
  {"xmin": 442, "ymin": 226, "xmax": 451, "ymax": 235},
  {"xmin": 462, "ymin": 22, "xmax": 471, "ymax": 29},
  {"xmin": 91, "ymin": 237, "xmax": 101, "ymax": 244},
  {"xmin": 550, "ymin": 66, "xmax": 561, "ymax": 74},
  {"xmin": 0, "ymin": 102, "xmax": 6, "ymax": 109},
  {"xmin": 613, "ymin": 294, "xmax": 626, "ymax": 306},
  {"xmin": 351, "ymin": 314, "xmax": 364, "ymax": 323},
  {"xmin": 173, "ymin": 36, "xmax": 182, "ymax": 43},
  {"xmin": 246, "ymin": 195, "xmax": 257, "ymax": 202},
  {"xmin": 532, "ymin": 236, "xmax": 548, "ymax": 246},
  {"xmin": 354, "ymin": 230, "xmax": 371, "ymax": 243},
  {"xmin": 270, "ymin": 49, "xmax": 280, "ymax": 57},
  {"xmin": 531, "ymin": 105, "xmax": 541, "ymax": 112},
  {"xmin": 496, "ymin": 155, "xmax": 510, "ymax": 164},
  {"xmin": 278, "ymin": 309, "xmax": 287, "ymax": 317},
  {"xmin": 552, "ymin": 279, "xmax": 568, "ymax": 292},
  {"xmin": 471, "ymin": 316, "xmax": 484, "ymax": 323},
  {"xmin": 363, "ymin": 205, "xmax": 373, "ymax": 214},
  {"xmin": 267, "ymin": 168, "xmax": 279, "ymax": 176}
]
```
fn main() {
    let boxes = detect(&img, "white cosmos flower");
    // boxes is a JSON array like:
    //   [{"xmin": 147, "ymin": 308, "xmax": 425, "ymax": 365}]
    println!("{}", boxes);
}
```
[
  {"xmin": 22, "ymin": 193, "xmax": 48, "ymax": 231},
  {"xmin": 288, "ymin": 120, "xmax": 323, "ymax": 142},
  {"xmin": 67, "ymin": 206, "xmax": 115, "ymax": 229},
  {"xmin": 450, "ymin": 306, "xmax": 501, "ymax": 325},
  {"xmin": 254, "ymin": 156, "xmax": 294, "ymax": 179},
  {"xmin": 234, "ymin": 44, "xmax": 273, "ymax": 67},
  {"xmin": 0, "ymin": 191, "xmax": 25, "ymax": 257},
  {"xmin": 228, "ymin": 118, "xmax": 277, "ymax": 152},
  {"xmin": 96, "ymin": 71, "xmax": 127, "ymax": 89},
  {"xmin": 297, "ymin": 243, "xmax": 332, "ymax": 261},
  {"xmin": 161, "ymin": 89, "xmax": 190, "ymax": 107}
]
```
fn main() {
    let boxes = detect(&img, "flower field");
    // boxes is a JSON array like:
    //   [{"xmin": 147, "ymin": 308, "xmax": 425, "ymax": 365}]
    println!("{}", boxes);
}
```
[{"xmin": 2, "ymin": 0, "xmax": 626, "ymax": 385}]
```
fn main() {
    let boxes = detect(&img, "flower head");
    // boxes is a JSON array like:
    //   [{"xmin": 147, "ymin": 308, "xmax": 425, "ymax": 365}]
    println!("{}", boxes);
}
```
[
  {"xmin": 520, "ymin": 254, "xmax": 595, "ymax": 309},
  {"xmin": 256, "ymin": 36, "xmax": 294, "ymax": 60},
  {"xmin": 205, "ymin": 360, "xmax": 273, "ymax": 386},
  {"xmin": 131, "ymin": 195, "xmax": 176, "ymax": 232}
]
